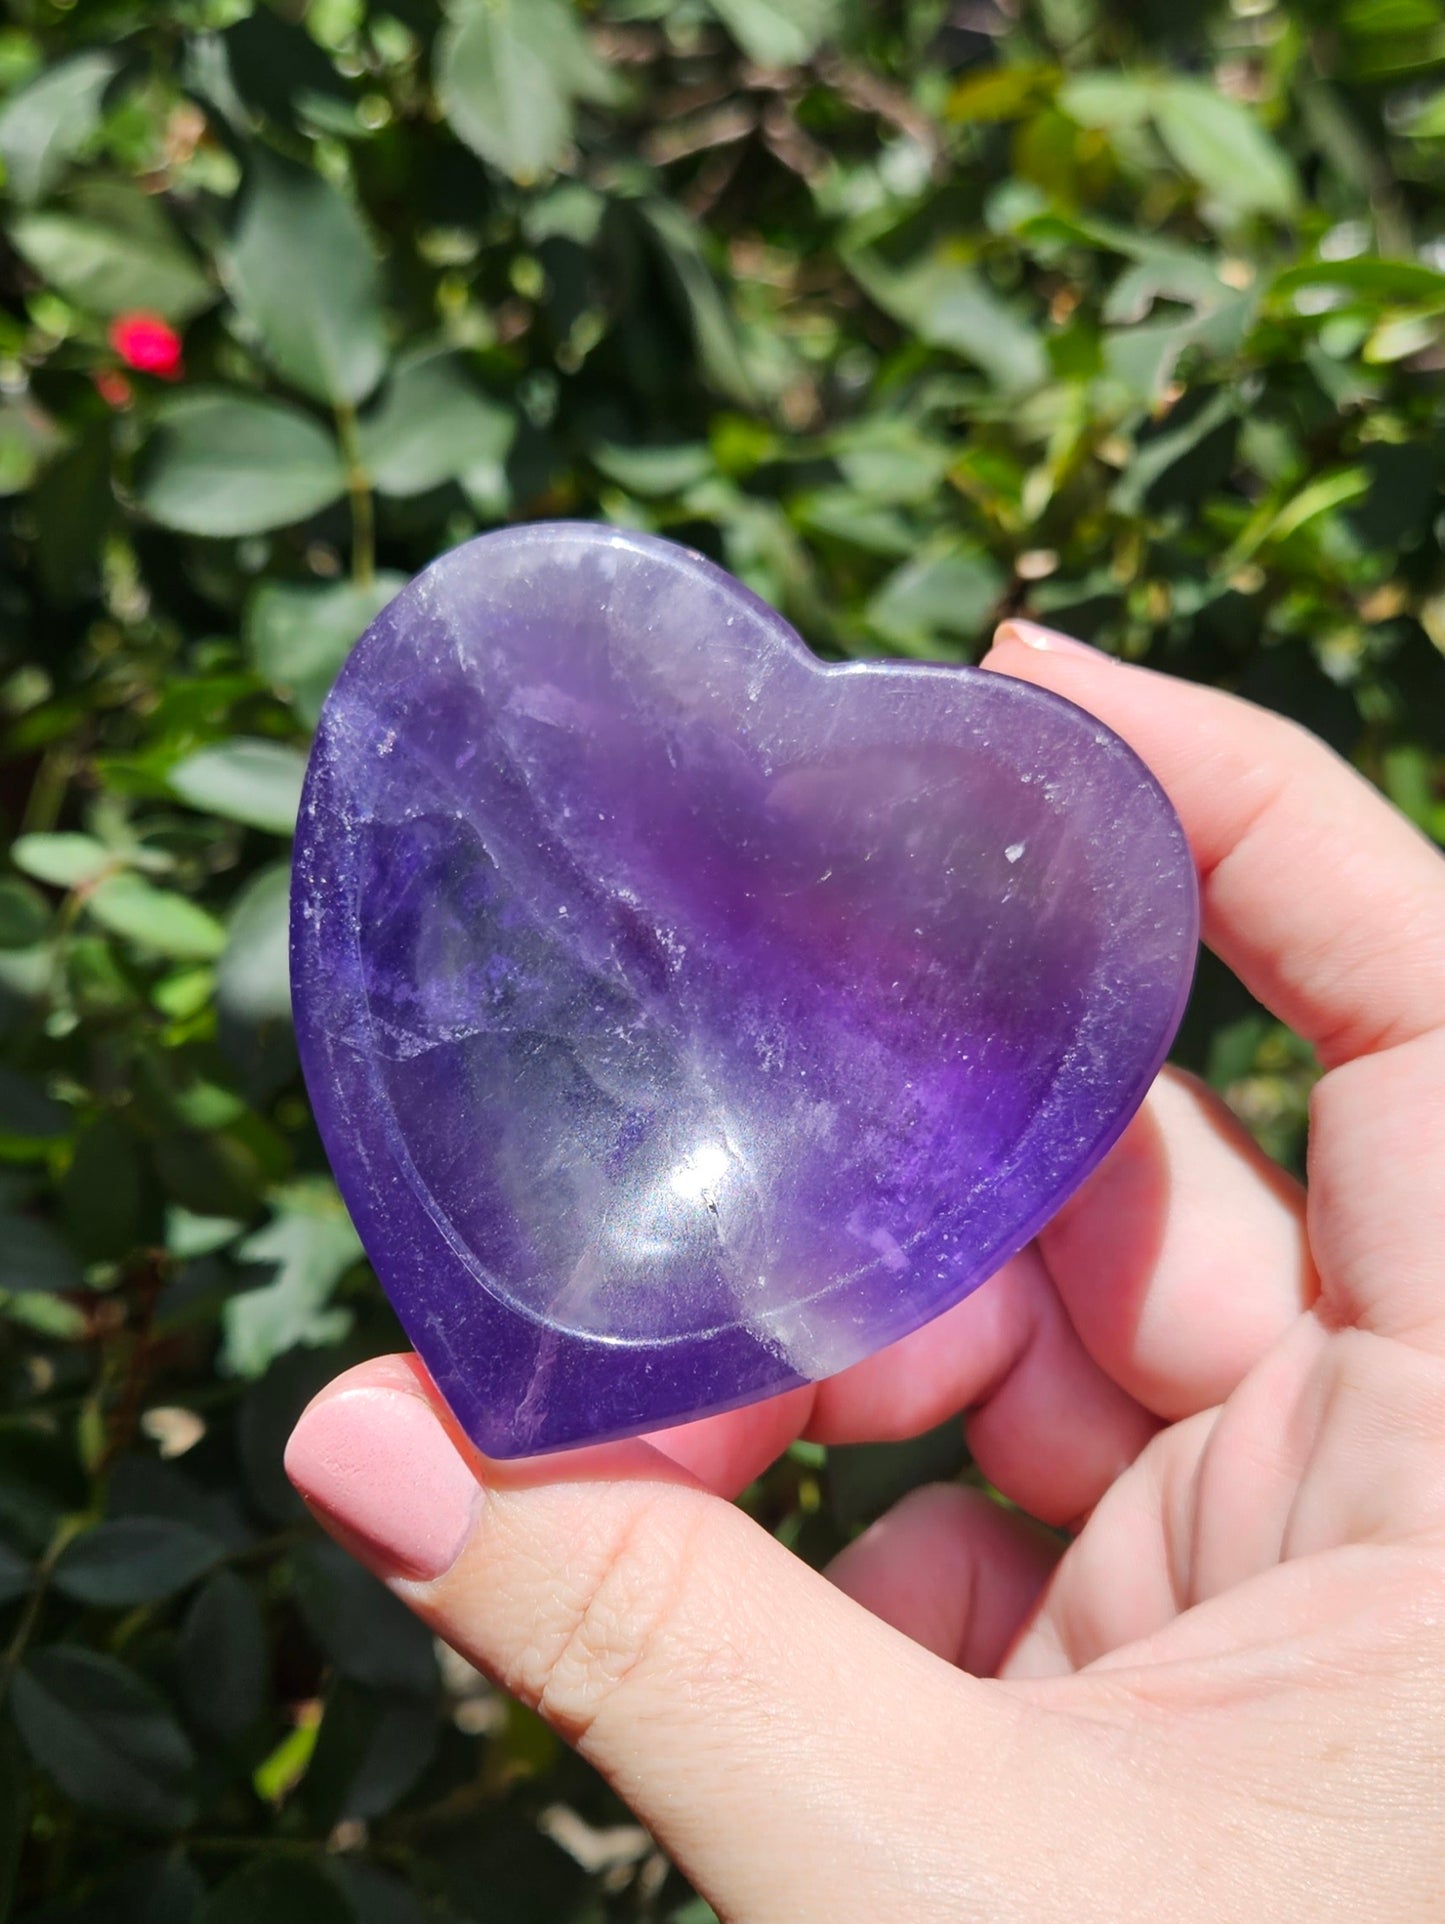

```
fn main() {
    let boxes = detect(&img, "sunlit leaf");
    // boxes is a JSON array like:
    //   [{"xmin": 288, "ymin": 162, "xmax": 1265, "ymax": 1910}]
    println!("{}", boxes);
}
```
[
  {"xmin": 846, "ymin": 246, "xmax": 1047, "ymax": 392},
  {"xmin": 169, "ymin": 739, "xmax": 308, "ymax": 837},
  {"xmin": 137, "ymin": 391, "xmax": 346, "ymax": 537},
  {"xmin": 223, "ymin": 1181, "xmax": 362, "ymax": 1376},
  {"xmin": 227, "ymin": 152, "xmax": 388, "ymax": 407},
  {"xmin": 12, "ymin": 832, "xmax": 116, "ymax": 890},
  {"xmin": 1058, "ymin": 69, "xmax": 1155, "ymax": 130},
  {"xmin": 218, "ymin": 862, "xmax": 293, "ymax": 1028},
  {"xmin": 437, "ymin": 0, "xmax": 615, "ymax": 181},
  {"xmin": 706, "ymin": 0, "xmax": 838, "ymax": 67},
  {"xmin": 1152, "ymin": 80, "xmax": 1298, "ymax": 218},
  {"xmin": 0, "ymin": 50, "xmax": 116, "ymax": 204},
  {"xmin": 11, "ymin": 182, "xmax": 211, "ymax": 320},
  {"xmin": 246, "ymin": 573, "xmax": 404, "ymax": 725},
  {"xmin": 357, "ymin": 349, "xmax": 516, "ymax": 497},
  {"xmin": 641, "ymin": 199, "xmax": 760, "ymax": 404},
  {"xmin": 87, "ymin": 874, "xmax": 227, "ymax": 961}
]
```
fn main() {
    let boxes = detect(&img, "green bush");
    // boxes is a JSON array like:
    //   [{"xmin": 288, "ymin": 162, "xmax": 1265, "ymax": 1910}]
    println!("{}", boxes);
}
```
[{"xmin": 0, "ymin": 0, "xmax": 1441, "ymax": 1916}]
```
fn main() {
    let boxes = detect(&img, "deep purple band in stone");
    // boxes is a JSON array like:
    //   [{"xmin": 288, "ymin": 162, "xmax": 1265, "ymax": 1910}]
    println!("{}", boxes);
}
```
[{"xmin": 291, "ymin": 523, "xmax": 1198, "ymax": 1456}]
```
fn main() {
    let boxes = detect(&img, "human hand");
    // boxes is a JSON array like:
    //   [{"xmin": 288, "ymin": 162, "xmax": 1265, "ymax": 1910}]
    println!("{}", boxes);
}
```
[{"xmin": 285, "ymin": 622, "xmax": 1445, "ymax": 1923}]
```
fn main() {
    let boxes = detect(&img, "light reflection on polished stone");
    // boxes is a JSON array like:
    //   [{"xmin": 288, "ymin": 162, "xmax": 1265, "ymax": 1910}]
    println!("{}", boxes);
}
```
[{"xmin": 291, "ymin": 523, "xmax": 1198, "ymax": 1456}]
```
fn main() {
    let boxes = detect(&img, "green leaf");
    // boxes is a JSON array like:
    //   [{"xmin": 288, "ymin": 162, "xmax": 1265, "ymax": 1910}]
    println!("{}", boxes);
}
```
[
  {"xmin": 87, "ymin": 874, "xmax": 226, "ymax": 961},
  {"xmin": 227, "ymin": 152, "xmax": 388, "ymax": 408},
  {"xmin": 200, "ymin": 1858, "xmax": 350, "ymax": 1924},
  {"xmin": 181, "ymin": 1569, "xmax": 269, "ymax": 1743},
  {"xmin": 1111, "ymin": 387, "xmax": 1238, "ymax": 516},
  {"xmin": 589, "ymin": 442, "xmax": 713, "ymax": 496},
  {"xmin": 1406, "ymin": 83, "xmax": 1445, "ymax": 136},
  {"xmin": 223, "ymin": 1182, "xmax": 362, "ymax": 1377},
  {"xmin": 641, "ymin": 199, "xmax": 759, "ymax": 405},
  {"xmin": 0, "ymin": 396, "xmax": 64, "ymax": 498},
  {"xmin": 302, "ymin": 1681, "xmax": 439, "ymax": 1824},
  {"xmin": 846, "ymin": 246, "xmax": 1047, "ymax": 392},
  {"xmin": 1232, "ymin": 466, "xmax": 1371, "ymax": 562},
  {"xmin": 867, "ymin": 547, "xmax": 1006, "ymax": 650},
  {"xmin": 0, "ymin": 1216, "xmax": 84, "ymax": 1294},
  {"xmin": 11, "ymin": 832, "xmax": 115, "ymax": 890},
  {"xmin": 706, "ymin": 0, "xmax": 838, "ymax": 66},
  {"xmin": 0, "ymin": 879, "xmax": 48, "ymax": 950},
  {"xmin": 1058, "ymin": 69, "xmax": 1155, "ymax": 130},
  {"xmin": 218, "ymin": 862, "xmax": 293, "ymax": 1028},
  {"xmin": 331, "ymin": 1862, "xmax": 434, "ymax": 1924},
  {"xmin": 10, "ymin": 182, "xmax": 211, "ymax": 321},
  {"xmin": 1152, "ymin": 81, "xmax": 1298, "ymax": 219},
  {"xmin": 357, "ymin": 350, "xmax": 516, "ymax": 497},
  {"xmin": 136, "ymin": 391, "xmax": 346, "ymax": 538},
  {"xmin": 246, "ymin": 574, "xmax": 404, "ymax": 725},
  {"xmin": 795, "ymin": 489, "xmax": 917, "ymax": 557},
  {"xmin": 169, "ymin": 739, "xmax": 307, "ymax": 837},
  {"xmin": 0, "ymin": 51, "xmax": 117, "ymax": 204},
  {"xmin": 12, "ymin": 1648, "xmax": 196, "ymax": 1830},
  {"xmin": 830, "ymin": 421, "xmax": 955, "ymax": 505},
  {"xmin": 54, "ymin": 1517, "xmax": 222, "ymax": 1607},
  {"xmin": 291, "ymin": 1538, "xmax": 438, "ymax": 1692},
  {"xmin": 1272, "ymin": 256, "xmax": 1445, "ymax": 306},
  {"xmin": 437, "ymin": 0, "xmax": 604, "ymax": 181},
  {"xmin": 0, "ymin": 1292, "xmax": 86, "ymax": 1340}
]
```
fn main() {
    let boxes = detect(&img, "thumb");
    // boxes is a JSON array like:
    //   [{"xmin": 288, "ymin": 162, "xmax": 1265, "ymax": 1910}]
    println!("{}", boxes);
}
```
[{"xmin": 283, "ymin": 1355, "xmax": 1036, "ymax": 1920}]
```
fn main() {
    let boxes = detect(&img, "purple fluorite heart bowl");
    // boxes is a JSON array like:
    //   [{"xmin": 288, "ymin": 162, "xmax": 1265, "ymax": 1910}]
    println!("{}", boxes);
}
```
[{"xmin": 291, "ymin": 522, "xmax": 1198, "ymax": 1456}]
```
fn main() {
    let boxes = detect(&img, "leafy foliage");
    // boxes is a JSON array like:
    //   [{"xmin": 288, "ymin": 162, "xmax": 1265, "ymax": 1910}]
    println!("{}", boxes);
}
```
[{"xmin": 0, "ymin": 0, "xmax": 1442, "ymax": 1917}]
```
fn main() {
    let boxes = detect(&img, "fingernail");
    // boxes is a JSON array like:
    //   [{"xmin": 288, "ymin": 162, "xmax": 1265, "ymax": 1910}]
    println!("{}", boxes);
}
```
[
  {"xmin": 285, "ymin": 1387, "xmax": 479, "ymax": 1582},
  {"xmin": 994, "ymin": 618, "xmax": 1106, "ymax": 660}
]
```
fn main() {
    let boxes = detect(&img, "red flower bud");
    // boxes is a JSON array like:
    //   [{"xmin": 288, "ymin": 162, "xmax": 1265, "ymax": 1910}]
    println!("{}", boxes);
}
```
[
  {"xmin": 92, "ymin": 368, "xmax": 134, "ymax": 410},
  {"xmin": 108, "ymin": 311, "xmax": 184, "ymax": 380}
]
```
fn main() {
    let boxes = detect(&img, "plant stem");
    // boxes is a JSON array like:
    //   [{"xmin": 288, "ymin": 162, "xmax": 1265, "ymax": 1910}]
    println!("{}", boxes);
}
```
[
  {"xmin": 334, "ymin": 402, "xmax": 375, "ymax": 589},
  {"xmin": 0, "ymin": 1515, "xmax": 86, "ymax": 1712},
  {"xmin": 21, "ymin": 745, "xmax": 73, "ymax": 837}
]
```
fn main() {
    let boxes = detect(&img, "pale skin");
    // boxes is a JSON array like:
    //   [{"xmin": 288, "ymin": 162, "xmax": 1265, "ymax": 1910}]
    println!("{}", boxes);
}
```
[{"xmin": 285, "ymin": 619, "xmax": 1445, "ymax": 1923}]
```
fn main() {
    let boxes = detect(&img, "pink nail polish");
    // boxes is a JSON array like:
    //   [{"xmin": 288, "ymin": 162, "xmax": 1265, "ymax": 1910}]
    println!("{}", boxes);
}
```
[
  {"xmin": 284, "ymin": 1387, "xmax": 479, "ymax": 1581},
  {"xmin": 995, "ymin": 619, "xmax": 1106, "ymax": 661}
]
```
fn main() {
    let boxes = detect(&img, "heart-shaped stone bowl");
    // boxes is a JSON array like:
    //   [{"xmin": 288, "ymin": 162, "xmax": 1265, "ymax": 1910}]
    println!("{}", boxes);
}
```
[{"xmin": 291, "ymin": 523, "xmax": 1198, "ymax": 1457}]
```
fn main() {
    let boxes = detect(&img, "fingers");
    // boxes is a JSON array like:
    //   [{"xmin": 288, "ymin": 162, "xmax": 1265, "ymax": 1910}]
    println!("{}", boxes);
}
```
[
  {"xmin": 828, "ymin": 1483, "xmax": 1060, "ymax": 1673},
  {"xmin": 643, "ymin": 1384, "xmax": 815, "ymax": 1497},
  {"xmin": 284, "ymin": 1355, "xmax": 1029, "ymax": 1923},
  {"xmin": 1038, "ymin": 1068, "xmax": 1313, "ymax": 1419},
  {"xmin": 985, "ymin": 623, "xmax": 1445, "ymax": 1070},
  {"xmin": 808, "ymin": 1246, "xmax": 1158, "ymax": 1528},
  {"xmin": 1306, "ymin": 1026, "xmax": 1445, "ymax": 1345},
  {"xmin": 1001, "ymin": 1411, "xmax": 1216, "ymax": 1680},
  {"xmin": 808, "ymin": 1061, "xmax": 1309, "ymax": 1508}
]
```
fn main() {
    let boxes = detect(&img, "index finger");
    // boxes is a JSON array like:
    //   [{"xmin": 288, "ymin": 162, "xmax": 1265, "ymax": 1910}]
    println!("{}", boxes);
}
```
[{"xmin": 985, "ymin": 622, "xmax": 1445, "ymax": 1069}]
